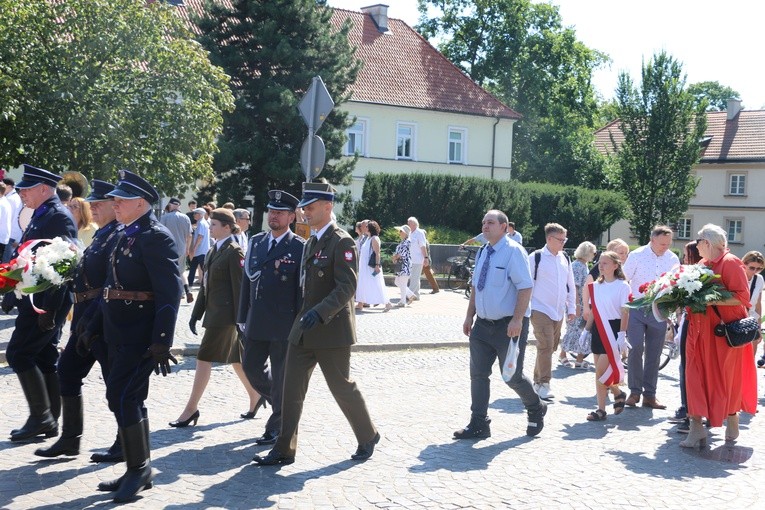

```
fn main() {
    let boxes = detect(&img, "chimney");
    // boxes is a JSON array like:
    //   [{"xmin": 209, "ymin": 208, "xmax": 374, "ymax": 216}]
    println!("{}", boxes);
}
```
[
  {"xmin": 727, "ymin": 98, "xmax": 742, "ymax": 120},
  {"xmin": 361, "ymin": 4, "xmax": 389, "ymax": 33}
]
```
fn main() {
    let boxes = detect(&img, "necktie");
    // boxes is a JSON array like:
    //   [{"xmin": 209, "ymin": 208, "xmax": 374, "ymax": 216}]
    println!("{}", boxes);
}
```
[
  {"xmin": 476, "ymin": 245, "xmax": 495, "ymax": 291},
  {"xmin": 268, "ymin": 239, "xmax": 277, "ymax": 253}
]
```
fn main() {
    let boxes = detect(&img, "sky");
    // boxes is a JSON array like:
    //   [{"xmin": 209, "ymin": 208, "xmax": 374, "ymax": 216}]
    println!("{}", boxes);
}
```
[{"xmin": 327, "ymin": 0, "xmax": 765, "ymax": 109}]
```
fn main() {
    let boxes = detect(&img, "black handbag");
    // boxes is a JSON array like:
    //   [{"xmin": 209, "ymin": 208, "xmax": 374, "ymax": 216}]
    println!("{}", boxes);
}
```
[
  {"xmin": 712, "ymin": 306, "xmax": 759, "ymax": 348},
  {"xmin": 368, "ymin": 251, "xmax": 377, "ymax": 268}
]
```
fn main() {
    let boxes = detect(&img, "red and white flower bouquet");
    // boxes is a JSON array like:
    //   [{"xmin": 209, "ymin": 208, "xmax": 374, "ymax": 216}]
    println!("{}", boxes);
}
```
[
  {"xmin": 626, "ymin": 263, "xmax": 732, "ymax": 321},
  {"xmin": 0, "ymin": 237, "xmax": 81, "ymax": 302}
]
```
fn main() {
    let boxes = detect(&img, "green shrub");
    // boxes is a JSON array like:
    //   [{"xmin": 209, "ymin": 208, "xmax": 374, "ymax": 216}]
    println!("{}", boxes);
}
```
[{"xmin": 353, "ymin": 173, "xmax": 627, "ymax": 247}]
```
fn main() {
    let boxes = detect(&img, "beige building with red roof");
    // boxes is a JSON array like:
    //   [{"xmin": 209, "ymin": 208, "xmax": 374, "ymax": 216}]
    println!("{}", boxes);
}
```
[
  {"xmin": 174, "ymin": 2, "xmax": 520, "ymax": 203},
  {"xmin": 595, "ymin": 99, "xmax": 765, "ymax": 256},
  {"xmin": 330, "ymin": 5, "xmax": 521, "ymax": 198}
]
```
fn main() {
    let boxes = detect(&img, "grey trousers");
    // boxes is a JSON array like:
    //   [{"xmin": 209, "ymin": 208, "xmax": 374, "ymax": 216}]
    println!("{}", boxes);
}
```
[
  {"xmin": 469, "ymin": 316, "xmax": 542, "ymax": 419},
  {"xmin": 626, "ymin": 308, "xmax": 666, "ymax": 398}
]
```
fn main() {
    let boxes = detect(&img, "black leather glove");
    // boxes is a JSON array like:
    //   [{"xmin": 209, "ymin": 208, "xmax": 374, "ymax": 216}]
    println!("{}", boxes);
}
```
[
  {"xmin": 189, "ymin": 318, "xmax": 198, "ymax": 335},
  {"xmin": 300, "ymin": 310, "xmax": 320, "ymax": 331},
  {"xmin": 37, "ymin": 311, "xmax": 56, "ymax": 331},
  {"xmin": 2, "ymin": 293, "xmax": 16, "ymax": 313},
  {"xmin": 76, "ymin": 329, "xmax": 99, "ymax": 358},
  {"xmin": 143, "ymin": 343, "xmax": 178, "ymax": 376}
]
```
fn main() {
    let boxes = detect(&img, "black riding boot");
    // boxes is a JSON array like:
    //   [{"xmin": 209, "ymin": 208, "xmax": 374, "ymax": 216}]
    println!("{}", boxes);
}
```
[
  {"xmin": 112, "ymin": 420, "xmax": 153, "ymax": 503},
  {"xmin": 90, "ymin": 433, "xmax": 124, "ymax": 463},
  {"xmin": 35, "ymin": 395, "xmax": 82, "ymax": 457},
  {"xmin": 10, "ymin": 368, "xmax": 58, "ymax": 442},
  {"xmin": 97, "ymin": 418, "xmax": 153, "ymax": 496},
  {"xmin": 43, "ymin": 372, "xmax": 61, "ymax": 421}
]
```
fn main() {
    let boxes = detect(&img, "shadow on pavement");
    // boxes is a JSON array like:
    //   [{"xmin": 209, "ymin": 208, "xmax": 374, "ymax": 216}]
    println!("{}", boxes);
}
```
[
  {"xmin": 409, "ymin": 436, "xmax": 534, "ymax": 474},
  {"xmin": 161, "ymin": 457, "xmax": 358, "ymax": 509}
]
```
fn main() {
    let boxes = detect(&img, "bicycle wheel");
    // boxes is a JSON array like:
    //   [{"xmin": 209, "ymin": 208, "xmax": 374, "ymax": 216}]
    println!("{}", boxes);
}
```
[
  {"xmin": 659, "ymin": 327, "xmax": 679, "ymax": 371},
  {"xmin": 465, "ymin": 276, "xmax": 472, "ymax": 298},
  {"xmin": 447, "ymin": 265, "xmax": 468, "ymax": 290}
]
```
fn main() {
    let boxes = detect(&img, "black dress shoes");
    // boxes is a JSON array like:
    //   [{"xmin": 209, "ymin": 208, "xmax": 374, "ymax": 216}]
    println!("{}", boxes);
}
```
[
  {"xmin": 255, "ymin": 430, "xmax": 278, "ymax": 445},
  {"xmin": 351, "ymin": 432, "xmax": 380, "ymax": 461},
  {"xmin": 252, "ymin": 450, "xmax": 294, "ymax": 466}
]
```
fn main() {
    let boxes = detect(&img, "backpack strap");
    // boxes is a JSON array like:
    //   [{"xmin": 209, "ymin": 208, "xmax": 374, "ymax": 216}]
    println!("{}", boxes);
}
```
[
  {"xmin": 533, "ymin": 250, "xmax": 541, "ymax": 280},
  {"xmin": 750, "ymin": 276, "xmax": 757, "ymax": 299}
]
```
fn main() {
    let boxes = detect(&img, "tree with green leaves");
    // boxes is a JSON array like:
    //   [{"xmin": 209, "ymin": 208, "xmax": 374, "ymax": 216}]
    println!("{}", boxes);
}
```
[
  {"xmin": 417, "ymin": 0, "xmax": 608, "ymax": 187},
  {"xmin": 687, "ymin": 81, "xmax": 741, "ymax": 111},
  {"xmin": 612, "ymin": 51, "xmax": 707, "ymax": 244},
  {"xmin": 193, "ymin": 0, "xmax": 360, "ymax": 226},
  {"xmin": 0, "ymin": 0, "xmax": 233, "ymax": 196}
]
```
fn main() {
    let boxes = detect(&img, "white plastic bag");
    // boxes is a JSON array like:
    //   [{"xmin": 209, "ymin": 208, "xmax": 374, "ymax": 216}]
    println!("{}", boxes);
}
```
[{"xmin": 502, "ymin": 337, "xmax": 520, "ymax": 382}]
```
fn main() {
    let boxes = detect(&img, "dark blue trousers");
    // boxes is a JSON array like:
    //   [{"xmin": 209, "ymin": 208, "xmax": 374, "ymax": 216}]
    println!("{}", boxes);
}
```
[{"xmin": 105, "ymin": 344, "xmax": 154, "ymax": 427}]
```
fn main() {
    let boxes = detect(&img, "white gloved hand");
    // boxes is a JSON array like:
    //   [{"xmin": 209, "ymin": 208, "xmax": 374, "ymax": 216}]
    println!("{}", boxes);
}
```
[
  {"xmin": 616, "ymin": 331, "xmax": 630, "ymax": 354},
  {"xmin": 237, "ymin": 323, "xmax": 246, "ymax": 334}
]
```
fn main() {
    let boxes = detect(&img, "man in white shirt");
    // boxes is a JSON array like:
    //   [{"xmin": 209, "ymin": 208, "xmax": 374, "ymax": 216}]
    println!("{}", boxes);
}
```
[
  {"xmin": 528, "ymin": 223, "xmax": 576, "ymax": 400},
  {"xmin": 407, "ymin": 216, "xmax": 428, "ymax": 300},
  {"xmin": 622, "ymin": 225, "xmax": 679, "ymax": 409},
  {"xmin": 2, "ymin": 177, "xmax": 24, "ymax": 263},
  {"xmin": 0, "ymin": 182, "xmax": 12, "ymax": 256},
  {"xmin": 233, "ymin": 208, "xmax": 251, "ymax": 255}
]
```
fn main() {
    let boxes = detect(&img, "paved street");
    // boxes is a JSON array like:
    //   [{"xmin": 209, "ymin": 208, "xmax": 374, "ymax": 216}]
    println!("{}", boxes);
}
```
[{"xmin": 1, "ymin": 287, "xmax": 764, "ymax": 509}]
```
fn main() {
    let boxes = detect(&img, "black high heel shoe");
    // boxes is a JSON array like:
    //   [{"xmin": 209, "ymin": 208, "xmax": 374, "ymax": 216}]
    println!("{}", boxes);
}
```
[
  {"xmin": 169, "ymin": 410, "xmax": 199, "ymax": 428},
  {"xmin": 240, "ymin": 397, "xmax": 268, "ymax": 420}
]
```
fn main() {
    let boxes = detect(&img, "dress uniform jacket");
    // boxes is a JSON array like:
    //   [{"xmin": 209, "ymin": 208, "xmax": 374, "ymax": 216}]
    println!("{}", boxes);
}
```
[
  {"xmin": 238, "ymin": 231, "xmax": 304, "ymax": 342},
  {"xmin": 191, "ymin": 237, "xmax": 243, "ymax": 327},
  {"xmin": 57, "ymin": 219, "xmax": 120, "ymax": 397},
  {"xmin": 288, "ymin": 223, "xmax": 357, "ymax": 349},
  {"xmin": 99, "ymin": 211, "xmax": 182, "ymax": 347},
  {"xmin": 5, "ymin": 196, "xmax": 78, "ymax": 373},
  {"xmin": 15, "ymin": 196, "xmax": 79, "ymax": 315}
]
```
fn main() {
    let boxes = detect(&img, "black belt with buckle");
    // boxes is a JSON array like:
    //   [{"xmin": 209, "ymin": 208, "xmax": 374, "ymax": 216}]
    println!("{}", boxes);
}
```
[{"xmin": 477, "ymin": 316, "xmax": 511, "ymax": 324}]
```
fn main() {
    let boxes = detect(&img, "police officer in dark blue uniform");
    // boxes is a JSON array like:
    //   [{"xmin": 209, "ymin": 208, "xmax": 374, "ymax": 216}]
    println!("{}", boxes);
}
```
[
  {"xmin": 238, "ymin": 190, "xmax": 304, "ymax": 448},
  {"xmin": 34, "ymin": 180, "xmax": 124, "ymax": 460},
  {"xmin": 5, "ymin": 164, "xmax": 78, "ymax": 442},
  {"xmin": 88, "ymin": 170, "xmax": 182, "ymax": 503}
]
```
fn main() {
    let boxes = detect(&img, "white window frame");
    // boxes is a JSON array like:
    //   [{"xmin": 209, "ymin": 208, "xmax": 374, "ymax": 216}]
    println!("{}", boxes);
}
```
[
  {"xmin": 676, "ymin": 218, "xmax": 692, "ymax": 240},
  {"xmin": 725, "ymin": 217, "xmax": 744, "ymax": 244},
  {"xmin": 447, "ymin": 127, "xmax": 467, "ymax": 164},
  {"xmin": 728, "ymin": 172, "xmax": 747, "ymax": 196},
  {"xmin": 396, "ymin": 122, "xmax": 416, "ymax": 160},
  {"xmin": 344, "ymin": 118, "xmax": 368, "ymax": 157}
]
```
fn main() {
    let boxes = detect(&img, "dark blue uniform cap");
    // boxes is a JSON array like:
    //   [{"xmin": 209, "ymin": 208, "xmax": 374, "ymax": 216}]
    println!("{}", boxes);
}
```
[
  {"xmin": 267, "ymin": 190, "xmax": 299, "ymax": 211},
  {"xmin": 297, "ymin": 182, "xmax": 335, "ymax": 208},
  {"xmin": 85, "ymin": 179, "xmax": 116, "ymax": 202},
  {"xmin": 106, "ymin": 169, "xmax": 160, "ymax": 204},
  {"xmin": 16, "ymin": 164, "xmax": 62, "ymax": 189}
]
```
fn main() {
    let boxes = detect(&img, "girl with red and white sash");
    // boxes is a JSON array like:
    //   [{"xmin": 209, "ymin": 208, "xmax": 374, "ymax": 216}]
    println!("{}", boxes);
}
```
[{"xmin": 581, "ymin": 251, "xmax": 631, "ymax": 421}]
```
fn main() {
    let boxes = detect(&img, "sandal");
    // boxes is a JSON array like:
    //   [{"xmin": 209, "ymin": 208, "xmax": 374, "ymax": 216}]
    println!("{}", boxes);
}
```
[
  {"xmin": 587, "ymin": 409, "xmax": 607, "ymax": 421},
  {"xmin": 613, "ymin": 391, "xmax": 627, "ymax": 415},
  {"xmin": 558, "ymin": 357, "xmax": 572, "ymax": 368}
]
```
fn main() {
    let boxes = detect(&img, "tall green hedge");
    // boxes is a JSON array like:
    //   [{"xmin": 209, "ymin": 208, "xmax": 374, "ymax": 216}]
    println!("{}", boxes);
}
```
[{"xmin": 354, "ymin": 173, "xmax": 627, "ymax": 248}]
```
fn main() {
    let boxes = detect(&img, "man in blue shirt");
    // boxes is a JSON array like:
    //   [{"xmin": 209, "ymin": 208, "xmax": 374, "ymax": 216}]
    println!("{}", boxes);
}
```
[{"xmin": 454, "ymin": 210, "xmax": 547, "ymax": 439}]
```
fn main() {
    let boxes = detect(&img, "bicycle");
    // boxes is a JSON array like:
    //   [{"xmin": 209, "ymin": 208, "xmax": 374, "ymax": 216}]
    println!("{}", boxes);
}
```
[
  {"xmin": 659, "ymin": 322, "xmax": 681, "ymax": 371},
  {"xmin": 446, "ymin": 246, "xmax": 477, "ymax": 291}
]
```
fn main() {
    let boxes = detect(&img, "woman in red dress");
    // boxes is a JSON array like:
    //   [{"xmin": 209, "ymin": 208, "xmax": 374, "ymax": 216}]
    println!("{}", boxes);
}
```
[{"xmin": 682, "ymin": 224, "xmax": 758, "ymax": 448}]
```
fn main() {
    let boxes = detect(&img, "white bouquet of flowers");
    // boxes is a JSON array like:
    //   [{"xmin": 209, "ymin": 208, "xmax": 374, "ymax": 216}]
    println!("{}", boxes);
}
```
[
  {"xmin": 626, "ymin": 263, "xmax": 731, "ymax": 321},
  {"xmin": 8, "ymin": 237, "xmax": 82, "ymax": 298}
]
